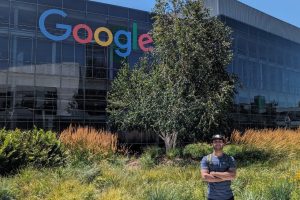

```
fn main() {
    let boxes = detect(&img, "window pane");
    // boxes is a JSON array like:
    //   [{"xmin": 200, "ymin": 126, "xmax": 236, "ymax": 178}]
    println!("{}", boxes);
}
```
[{"xmin": 0, "ymin": 1, "xmax": 9, "ymax": 24}]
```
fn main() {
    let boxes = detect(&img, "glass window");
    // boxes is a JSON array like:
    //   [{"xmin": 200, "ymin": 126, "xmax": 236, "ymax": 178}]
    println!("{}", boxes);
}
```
[
  {"xmin": 87, "ymin": 1, "xmax": 108, "ymax": 15},
  {"xmin": 237, "ymin": 37, "xmax": 247, "ymax": 56},
  {"xmin": 109, "ymin": 5, "xmax": 128, "ymax": 19},
  {"xmin": 16, "ymin": 0, "xmax": 37, "ymax": 3},
  {"xmin": 0, "ymin": 60, "xmax": 8, "ymax": 70},
  {"xmin": 11, "ymin": 1, "xmax": 37, "ymax": 27},
  {"xmin": 259, "ymin": 44, "xmax": 267, "ymax": 61},
  {"xmin": 0, "ymin": 1, "xmax": 9, "ymax": 24},
  {"xmin": 93, "ymin": 68, "xmax": 107, "ymax": 79},
  {"xmin": 86, "ymin": 13, "xmax": 107, "ymax": 30},
  {"xmin": 233, "ymin": 58, "xmax": 243, "ymax": 78},
  {"xmin": 36, "ymin": 39, "xmax": 61, "ymax": 64},
  {"xmin": 62, "ymin": 10, "xmax": 85, "ymax": 27},
  {"xmin": 75, "ymin": 44, "xmax": 85, "ymax": 66},
  {"xmin": 10, "ymin": 36, "xmax": 33, "ymax": 68},
  {"xmin": 0, "ymin": 34, "xmax": 8, "ymax": 59},
  {"xmin": 38, "ymin": 0, "xmax": 62, "ymax": 7},
  {"xmin": 129, "ymin": 10, "xmax": 149, "ymax": 22},
  {"xmin": 62, "ymin": 42, "xmax": 74, "ymax": 62},
  {"xmin": 63, "ymin": 0, "xmax": 86, "ymax": 11},
  {"xmin": 248, "ymin": 41, "xmax": 257, "ymax": 59}
]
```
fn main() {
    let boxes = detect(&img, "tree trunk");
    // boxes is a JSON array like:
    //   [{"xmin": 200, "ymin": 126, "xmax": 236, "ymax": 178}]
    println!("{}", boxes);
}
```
[{"xmin": 161, "ymin": 132, "xmax": 178, "ymax": 152}]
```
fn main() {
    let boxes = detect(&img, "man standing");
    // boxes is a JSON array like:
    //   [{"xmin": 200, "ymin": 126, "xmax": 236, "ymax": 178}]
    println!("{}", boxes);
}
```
[{"xmin": 201, "ymin": 134, "xmax": 237, "ymax": 200}]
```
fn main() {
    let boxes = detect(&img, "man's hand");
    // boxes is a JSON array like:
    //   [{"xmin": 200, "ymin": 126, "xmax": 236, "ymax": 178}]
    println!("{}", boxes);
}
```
[
  {"xmin": 203, "ymin": 173, "xmax": 225, "ymax": 183},
  {"xmin": 210, "ymin": 169, "xmax": 236, "ymax": 181},
  {"xmin": 201, "ymin": 169, "xmax": 226, "ymax": 183}
]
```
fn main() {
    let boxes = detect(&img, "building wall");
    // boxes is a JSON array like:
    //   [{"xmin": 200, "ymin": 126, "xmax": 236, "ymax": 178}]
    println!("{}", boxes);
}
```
[
  {"xmin": 222, "ymin": 16, "xmax": 300, "ymax": 129},
  {"xmin": 1, "ymin": 0, "xmax": 300, "ymax": 136},
  {"xmin": 0, "ymin": 0, "xmax": 152, "ymax": 132},
  {"xmin": 204, "ymin": 0, "xmax": 300, "ymax": 129}
]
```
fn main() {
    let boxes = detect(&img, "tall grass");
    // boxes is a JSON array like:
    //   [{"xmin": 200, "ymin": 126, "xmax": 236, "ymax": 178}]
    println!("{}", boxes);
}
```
[
  {"xmin": 231, "ymin": 128, "xmax": 300, "ymax": 158},
  {"xmin": 59, "ymin": 126, "xmax": 118, "ymax": 156}
]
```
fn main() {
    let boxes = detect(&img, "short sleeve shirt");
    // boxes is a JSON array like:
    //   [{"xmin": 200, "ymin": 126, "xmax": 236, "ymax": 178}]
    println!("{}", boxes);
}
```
[{"xmin": 201, "ymin": 154, "xmax": 236, "ymax": 200}]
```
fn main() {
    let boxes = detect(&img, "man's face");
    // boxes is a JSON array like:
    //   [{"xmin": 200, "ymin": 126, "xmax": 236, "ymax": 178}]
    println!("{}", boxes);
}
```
[{"xmin": 212, "ymin": 139, "xmax": 224, "ymax": 150}]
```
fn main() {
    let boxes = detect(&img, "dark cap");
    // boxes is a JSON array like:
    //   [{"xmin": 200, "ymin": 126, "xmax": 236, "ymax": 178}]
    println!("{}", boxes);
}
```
[{"xmin": 211, "ymin": 134, "xmax": 225, "ymax": 142}]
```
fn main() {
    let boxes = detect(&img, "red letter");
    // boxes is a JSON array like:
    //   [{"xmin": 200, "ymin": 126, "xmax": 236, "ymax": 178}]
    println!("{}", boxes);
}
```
[
  {"xmin": 73, "ymin": 24, "xmax": 93, "ymax": 44},
  {"xmin": 138, "ymin": 34, "xmax": 153, "ymax": 52}
]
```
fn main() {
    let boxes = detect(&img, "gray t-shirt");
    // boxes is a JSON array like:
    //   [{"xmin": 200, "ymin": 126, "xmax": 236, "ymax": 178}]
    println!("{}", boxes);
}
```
[{"xmin": 200, "ymin": 154, "xmax": 236, "ymax": 200}]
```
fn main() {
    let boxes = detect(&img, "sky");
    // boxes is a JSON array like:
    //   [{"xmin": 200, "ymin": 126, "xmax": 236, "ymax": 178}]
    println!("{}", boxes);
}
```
[{"xmin": 93, "ymin": 0, "xmax": 300, "ymax": 28}]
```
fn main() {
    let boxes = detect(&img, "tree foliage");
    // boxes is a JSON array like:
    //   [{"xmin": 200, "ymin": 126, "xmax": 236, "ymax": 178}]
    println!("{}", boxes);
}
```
[{"xmin": 107, "ymin": 0, "xmax": 237, "ymax": 151}]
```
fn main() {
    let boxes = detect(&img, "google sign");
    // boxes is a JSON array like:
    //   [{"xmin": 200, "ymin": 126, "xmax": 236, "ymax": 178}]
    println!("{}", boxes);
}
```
[{"xmin": 39, "ymin": 9, "xmax": 153, "ymax": 57}]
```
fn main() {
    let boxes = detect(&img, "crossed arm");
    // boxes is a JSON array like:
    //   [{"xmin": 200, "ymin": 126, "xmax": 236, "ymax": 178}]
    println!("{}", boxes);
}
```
[{"xmin": 201, "ymin": 168, "xmax": 236, "ymax": 183}]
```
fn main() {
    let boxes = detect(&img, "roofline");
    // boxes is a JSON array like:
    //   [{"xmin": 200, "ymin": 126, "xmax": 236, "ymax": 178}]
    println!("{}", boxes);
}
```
[{"xmin": 204, "ymin": 0, "xmax": 300, "ymax": 44}]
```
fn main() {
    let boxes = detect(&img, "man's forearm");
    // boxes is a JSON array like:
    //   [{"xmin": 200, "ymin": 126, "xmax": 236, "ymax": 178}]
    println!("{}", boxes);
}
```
[
  {"xmin": 211, "ymin": 172, "xmax": 235, "ymax": 180},
  {"xmin": 203, "ymin": 174, "xmax": 225, "ymax": 183}
]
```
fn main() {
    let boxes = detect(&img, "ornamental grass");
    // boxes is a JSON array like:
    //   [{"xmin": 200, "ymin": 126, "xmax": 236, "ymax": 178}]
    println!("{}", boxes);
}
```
[
  {"xmin": 231, "ymin": 128, "xmax": 300, "ymax": 158},
  {"xmin": 59, "ymin": 126, "xmax": 118, "ymax": 155}
]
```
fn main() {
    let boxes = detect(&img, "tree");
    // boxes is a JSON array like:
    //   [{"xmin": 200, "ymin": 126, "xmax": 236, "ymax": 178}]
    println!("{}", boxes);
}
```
[{"xmin": 107, "ymin": 0, "xmax": 237, "ymax": 152}]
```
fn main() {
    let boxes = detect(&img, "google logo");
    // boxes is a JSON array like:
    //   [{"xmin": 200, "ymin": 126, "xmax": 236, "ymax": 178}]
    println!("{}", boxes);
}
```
[{"xmin": 39, "ymin": 9, "xmax": 153, "ymax": 57}]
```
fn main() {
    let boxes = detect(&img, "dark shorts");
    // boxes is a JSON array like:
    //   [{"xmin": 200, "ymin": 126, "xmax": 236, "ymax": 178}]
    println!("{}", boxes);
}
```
[{"xmin": 208, "ymin": 196, "xmax": 234, "ymax": 200}]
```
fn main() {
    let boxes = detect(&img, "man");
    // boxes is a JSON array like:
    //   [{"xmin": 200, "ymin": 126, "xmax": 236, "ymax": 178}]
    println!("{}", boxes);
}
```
[{"xmin": 201, "ymin": 134, "xmax": 237, "ymax": 200}]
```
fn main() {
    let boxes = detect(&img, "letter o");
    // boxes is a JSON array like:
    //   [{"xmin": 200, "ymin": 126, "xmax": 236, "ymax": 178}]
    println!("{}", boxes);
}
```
[
  {"xmin": 73, "ymin": 24, "xmax": 93, "ymax": 44},
  {"xmin": 94, "ymin": 27, "xmax": 113, "ymax": 47}
]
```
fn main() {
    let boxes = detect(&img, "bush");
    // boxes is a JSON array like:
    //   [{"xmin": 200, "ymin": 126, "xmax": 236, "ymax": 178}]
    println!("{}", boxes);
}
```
[
  {"xmin": 0, "ymin": 187, "xmax": 15, "ymax": 200},
  {"xmin": 183, "ymin": 143, "xmax": 212, "ymax": 160},
  {"xmin": 0, "ymin": 128, "xmax": 66, "ymax": 175},
  {"xmin": 143, "ymin": 146, "xmax": 163, "ymax": 159},
  {"xmin": 224, "ymin": 144, "xmax": 274, "ymax": 165},
  {"xmin": 166, "ymin": 148, "xmax": 181, "ymax": 160},
  {"xmin": 140, "ymin": 154, "xmax": 156, "ymax": 169},
  {"xmin": 223, "ymin": 144, "xmax": 244, "ymax": 156},
  {"xmin": 140, "ymin": 146, "xmax": 163, "ymax": 168}
]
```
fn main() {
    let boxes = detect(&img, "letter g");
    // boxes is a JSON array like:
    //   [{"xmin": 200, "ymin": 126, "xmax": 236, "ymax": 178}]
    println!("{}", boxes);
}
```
[{"xmin": 39, "ymin": 9, "xmax": 71, "ymax": 41}]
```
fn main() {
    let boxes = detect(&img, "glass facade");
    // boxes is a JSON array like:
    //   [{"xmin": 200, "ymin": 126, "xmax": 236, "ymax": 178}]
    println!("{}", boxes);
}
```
[
  {"xmin": 0, "ymin": 0, "xmax": 151, "ymax": 131},
  {"xmin": 1, "ymin": 0, "xmax": 300, "ymax": 134},
  {"xmin": 222, "ymin": 16, "xmax": 300, "ymax": 129}
]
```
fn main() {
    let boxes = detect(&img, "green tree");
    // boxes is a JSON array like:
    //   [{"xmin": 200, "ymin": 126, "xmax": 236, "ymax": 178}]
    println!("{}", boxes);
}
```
[{"xmin": 107, "ymin": 0, "xmax": 237, "ymax": 151}]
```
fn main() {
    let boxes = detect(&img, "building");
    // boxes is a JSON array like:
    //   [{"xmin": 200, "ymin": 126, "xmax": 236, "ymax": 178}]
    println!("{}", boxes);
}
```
[
  {"xmin": 0, "ymin": 0, "xmax": 152, "ymax": 132},
  {"xmin": 204, "ymin": 0, "xmax": 300, "ymax": 129},
  {"xmin": 0, "ymin": 0, "xmax": 300, "ymax": 135}
]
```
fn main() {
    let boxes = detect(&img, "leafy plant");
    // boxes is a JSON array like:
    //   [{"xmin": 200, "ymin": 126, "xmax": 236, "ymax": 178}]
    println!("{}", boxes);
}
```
[
  {"xmin": 0, "ymin": 128, "xmax": 66, "ymax": 175},
  {"xmin": 183, "ymin": 143, "xmax": 212, "ymax": 160}
]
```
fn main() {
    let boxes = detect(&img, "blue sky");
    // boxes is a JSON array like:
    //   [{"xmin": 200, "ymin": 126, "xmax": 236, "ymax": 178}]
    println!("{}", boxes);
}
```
[{"xmin": 93, "ymin": 0, "xmax": 300, "ymax": 28}]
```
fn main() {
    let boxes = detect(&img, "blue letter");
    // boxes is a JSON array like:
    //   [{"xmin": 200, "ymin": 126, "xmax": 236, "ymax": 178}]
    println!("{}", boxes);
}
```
[
  {"xmin": 39, "ymin": 9, "xmax": 71, "ymax": 41},
  {"xmin": 114, "ymin": 30, "xmax": 132, "ymax": 57}
]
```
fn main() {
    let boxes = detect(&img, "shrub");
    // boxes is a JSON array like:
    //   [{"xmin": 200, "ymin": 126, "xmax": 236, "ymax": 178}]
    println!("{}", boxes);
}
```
[
  {"xmin": 140, "ymin": 154, "xmax": 156, "ymax": 169},
  {"xmin": 166, "ymin": 148, "xmax": 181, "ymax": 160},
  {"xmin": 140, "ymin": 146, "xmax": 163, "ymax": 168},
  {"xmin": 223, "ymin": 144, "xmax": 244, "ymax": 156},
  {"xmin": 0, "ymin": 128, "xmax": 66, "ymax": 175},
  {"xmin": 59, "ymin": 126, "xmax": 118, "ymax": 158},
  {"xmin": 143, "ymin": 146, "xmax": 163, "ymax": 159},
  {"xmin": 224, "ymin": 144, "xmax": 273, "ymax": 164},
  {"xmin": 183, "ymin": 143, "xmax": 212, "ymax": 160},
  {"xmin": 0, "ymin": 187, "xmax": 15, "ymax": 200}
]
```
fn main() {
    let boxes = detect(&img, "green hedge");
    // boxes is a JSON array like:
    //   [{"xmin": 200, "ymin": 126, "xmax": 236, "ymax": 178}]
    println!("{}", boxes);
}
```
[
  {"xmin": 0, "ymin": 128, "xmax": 67, "ymax": 175},
  {"xmin": 183, "ymin": 143, "xmax": 212, "ymax": 160}
]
